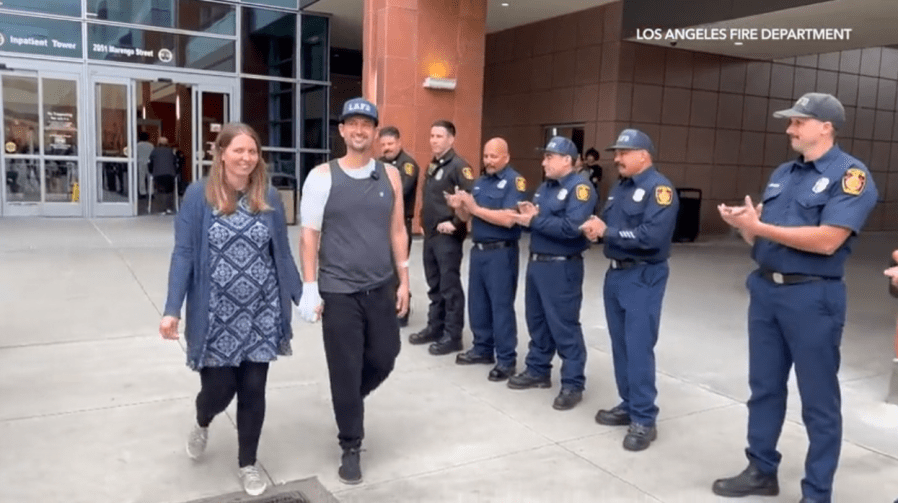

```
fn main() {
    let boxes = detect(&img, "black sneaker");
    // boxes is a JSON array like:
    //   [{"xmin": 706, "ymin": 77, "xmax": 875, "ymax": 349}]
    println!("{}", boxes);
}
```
[
  {"xmin": 507, "ymin": 370, "xmax": 551, "ymax": 390},
  {"xmin": 622, "ymin": 423, "xmax": 657, "ymax": 451},
  {"xmin": 711, "ymin": 462, "xmax": 779, "ymax": 497},
  {"xmin": 338, "ymin": 447, "xmax": 363, "ymax": 485}
]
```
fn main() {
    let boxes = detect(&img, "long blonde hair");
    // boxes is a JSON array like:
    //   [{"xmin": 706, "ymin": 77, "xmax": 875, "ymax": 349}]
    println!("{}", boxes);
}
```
[{"xmin": 205, "ymin": 123, "xmax": 271, "ymax": 214}]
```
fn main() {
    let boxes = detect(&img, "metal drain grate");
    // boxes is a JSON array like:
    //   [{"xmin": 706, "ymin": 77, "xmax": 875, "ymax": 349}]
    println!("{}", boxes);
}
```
[{"xmin": 252, "ymin": 492, "xmax": 308, "ymax": 503}]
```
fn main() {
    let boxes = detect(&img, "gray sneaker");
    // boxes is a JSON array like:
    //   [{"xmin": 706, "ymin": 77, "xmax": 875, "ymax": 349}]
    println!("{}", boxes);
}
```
[
  {"xmin": 186, "ymin": 424, "xmax": 208, "ymax": 460},
  {"xmin": 238, "ymin": 465, "xmax": 267, "ymax": 496}
]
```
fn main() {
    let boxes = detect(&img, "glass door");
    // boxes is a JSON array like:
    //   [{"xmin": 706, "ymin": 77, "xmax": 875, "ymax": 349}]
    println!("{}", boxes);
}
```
[
  {"xmin": 192, "ymin": 86, "xmax": 231, "ymax": 182},
  {"xmin": 90, "ymin": 76, "xmax": 135, "ymax": 217},
  {"xmin": 1, "ymin": 69, "xmax": 82, "ymax": 216}
]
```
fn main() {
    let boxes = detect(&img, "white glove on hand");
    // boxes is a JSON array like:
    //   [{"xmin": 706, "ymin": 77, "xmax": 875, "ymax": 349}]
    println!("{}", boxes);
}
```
[{"xmin": 297, "ymin": 281, "xmax": 323, "ymax": 323}]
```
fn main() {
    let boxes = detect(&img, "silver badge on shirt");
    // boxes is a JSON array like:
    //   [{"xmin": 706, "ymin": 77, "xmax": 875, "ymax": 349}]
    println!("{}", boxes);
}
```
[
  {"xmin": 434, "ymin": 168, "xmax": 444, "ymax": 181},
  {"xmin": 557, "ymin": 188, "xmax": 568, "ymax": 200},
  {"xmin": 497, "ymin": 179, "xmax": 507, "ymax": 189},
  {"xmin": 633, "ymin": 188, "xmax": 645, "ymax": 202},
  {"xmin": 812, "ymin": 177, "xmax": 829, "ymax": 194}
]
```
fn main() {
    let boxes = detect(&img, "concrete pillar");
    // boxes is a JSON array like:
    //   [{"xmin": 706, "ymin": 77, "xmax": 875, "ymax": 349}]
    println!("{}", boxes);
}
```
[{"xmin": 363, "ymin": 0, "xmax": 487, "ymax": 232}]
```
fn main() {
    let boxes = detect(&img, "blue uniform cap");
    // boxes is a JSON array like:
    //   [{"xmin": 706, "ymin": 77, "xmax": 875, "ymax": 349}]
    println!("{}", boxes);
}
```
[
  {"xmin": 541, "ymin": 136, "xmax": 578, "ymax": 159},
  {"xmin": 340, "ymin": 97, "xmax": 378, "ymax": 126},
  {"xmin": 773, "ymin": 92, "xmax": 845, "ymax": 130},
  {"xmin": 605, "ymin": 129, "xmax": 655, "ymax": 155}
]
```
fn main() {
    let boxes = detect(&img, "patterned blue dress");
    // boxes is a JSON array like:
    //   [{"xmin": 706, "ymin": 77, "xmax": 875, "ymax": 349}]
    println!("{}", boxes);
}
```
[{"xmin": 200, "ymin": 196, "xmax": 290, "ymax": 368}]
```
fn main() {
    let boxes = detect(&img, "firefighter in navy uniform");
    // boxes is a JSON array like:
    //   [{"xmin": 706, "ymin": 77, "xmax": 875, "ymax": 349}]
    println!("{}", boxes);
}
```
[
  {"xmin": 446, "ymin": 137, "xmax": 526, "ymax": 381},
  {"xmin": 508, "ymin": 136, "xmax": 596, "ymax": 411},
  {"xmin": 409, "ymin": 120, "xmax": 474, "ymax": 355},
  {"xmin": 378, "ymin": 126, "xmax": 420, "ymax": 327},
  {"xmin": 713, "ymin": 93, "xmax": 878, "ymax": 503},
  {"xmin": 581, "ymin": 129, "xmax": 678, "ymax": 452}
]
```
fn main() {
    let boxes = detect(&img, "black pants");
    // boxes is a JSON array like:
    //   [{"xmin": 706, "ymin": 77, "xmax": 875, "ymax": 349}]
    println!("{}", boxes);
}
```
[
  {"xmin": 423, "ymin": 232, "xmax": 465, "ymax": 339},
  {"xmin": 321, "ymin": 282, "xmax": 401, "ymax": 449},
  {"xmin": 195, "ymin": 361, "xmax": 270, "ymax": 467}
]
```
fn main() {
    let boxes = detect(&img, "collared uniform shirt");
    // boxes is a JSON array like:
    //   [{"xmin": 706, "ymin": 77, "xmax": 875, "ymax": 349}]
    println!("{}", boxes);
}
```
[
  {"xmin": 471, "ymin": 165, "xmax": 526, "ymax": 243},
  {"xmin": 422, "ymin": 148, "xmax": 474, "ymax": 233},
  {"xmin": 752, "ymin": 145, "xmax": 878, "ymax": 278},
  {"xmin": 530, "ymin": 171, "xmax": 597, "ymax": 256},
  {"xmin": 601, "ymin": 166, "xmax": 678, "ymax": 262},
  {"xmin": 380, "ymin": 149, "xmax": 419, "ymax": 219}
]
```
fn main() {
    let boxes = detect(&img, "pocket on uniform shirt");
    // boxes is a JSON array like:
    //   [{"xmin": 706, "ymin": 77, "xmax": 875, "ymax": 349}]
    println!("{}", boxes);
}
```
[{"xmin": 795, "ymin": 193, "xmax": 827, "ymax": 226}]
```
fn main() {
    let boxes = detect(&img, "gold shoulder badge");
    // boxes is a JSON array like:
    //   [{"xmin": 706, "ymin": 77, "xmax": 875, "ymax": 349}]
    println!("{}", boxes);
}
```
[
  {"xmin": 842, "ymin": 167, "xmax": 866, "ymax": 195},
  {"xmin": 515, "ymin": 176, "xmax": 526, "ymax": 192},
  {"xmin": 655, "ymin": 186, "xmax": 673, "ymax": 206},
  {"xmin": 462, "ymin": 166, "xmax": 474, "ymax": 180},
  {"xmin": 403, "ymin": 162, "xmax": 414, "ymax": 176},
  {"xmin": 575, "ymin": 183, "xmax": 590, "ymax": 201}
]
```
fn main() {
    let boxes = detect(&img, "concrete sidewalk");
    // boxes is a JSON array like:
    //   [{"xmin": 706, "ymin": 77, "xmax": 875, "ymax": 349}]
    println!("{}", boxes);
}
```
[{"xmin": 1, "ymin": 217, "xmax": 897, "ymax": 503}]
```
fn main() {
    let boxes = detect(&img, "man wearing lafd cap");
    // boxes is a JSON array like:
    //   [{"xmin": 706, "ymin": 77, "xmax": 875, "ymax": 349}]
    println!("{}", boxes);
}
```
[
  {"xmin": 713, "ymin": 92, "xmax": 878, "ymax": 502},
  {"xmin": 581, "ymin": 129, "xmax": 678, "ymax": 451},
  {"xmin": 508, "ymin": 136, "xmax": 596, "ymax": 411},
  {"xmin": 299, "ymin": 97, "xmax": 410, "ymax": 484}
]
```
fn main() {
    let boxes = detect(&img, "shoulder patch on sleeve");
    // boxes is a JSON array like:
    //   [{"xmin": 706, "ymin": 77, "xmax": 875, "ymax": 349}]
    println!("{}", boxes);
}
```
[
  {"xmin": 655, "ymin": 185, "xmax": 673, "ymax": 206},
  {"xmin": 462, "ymin": 166, "xmax": 474, "ymax": 180},
  {"xmin": 515, "ymin": 176, "xmax": 526, "ymax": 192},
  {"xmin": 403, "ymin": 162, "xmax": 415, "ymax": 176},
  {"xmin": 841, "ymin": 167, "xmax": 866, "ymax": 196},
  {"xmin": 575, "ymin": 183, "xmax": 590, "ymax": 201}
]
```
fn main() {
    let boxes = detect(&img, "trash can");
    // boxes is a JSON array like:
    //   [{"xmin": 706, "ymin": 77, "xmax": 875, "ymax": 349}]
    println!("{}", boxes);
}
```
[
  {"xmin": 271, "ymin": 173, "xmax": 298, "ymax": 225},
  {"xmin": 673, "ymin": 188, "xmax": 701, "ymax": 242}
]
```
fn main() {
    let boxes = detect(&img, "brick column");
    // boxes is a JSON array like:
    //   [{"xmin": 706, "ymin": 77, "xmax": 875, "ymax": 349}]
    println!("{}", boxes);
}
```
[{"xmin": 363, "ymin": 0, "xmax": 487, "ymax": 233}]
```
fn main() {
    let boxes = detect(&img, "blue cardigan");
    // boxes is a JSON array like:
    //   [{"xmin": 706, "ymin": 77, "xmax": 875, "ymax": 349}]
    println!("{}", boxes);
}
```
[{"xmin": 164, "ymin": 180, "xmax": 303, "ymax": 369}]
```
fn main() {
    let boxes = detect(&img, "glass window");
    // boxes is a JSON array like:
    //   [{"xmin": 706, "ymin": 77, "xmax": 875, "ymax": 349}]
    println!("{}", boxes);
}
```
[
  {"xmin": 242, "ymin": 7, "xmax": 296, "ymax": 78},
  {"xmin": 242, "ymin": 78, "xmax": 294, "ymax": 148},
  {"xmin": 43, "ymin": 79, "xmax": 78, "ymax": 156},
  {"xmin": 0, "ymin": 0, "xmax": 80, "ymax": 17},
  {"xmin": 299, "ymin": 151, "xmax": 326, "ymax": 190},
  {"xmin": 301, "ymin": 15, "xmax": 328, "ymax": 81},
  {"xmin": 45, "ymin": 159, "xmax": 79, "ymax": 202},
  {"xmin": 88, "ymin": 25, "xmax": 236, "ymax": 72},
  {"xmin": 300, "ymin": 83, "xmax": 326, "ymax": 150},
  {"xmin": 5, "ymin": 158, "xmax": 40, "ymax": 202},
  {"xmin": 3, "ymin": 76, "xmax": 40, "ymax": 154},
  {"xmin": 86, "ymin": 0, "xmax": 236, "ymax": 35},
  {"xmin": 0, "ymin": 16, "xmax": 82, "ymax": 59},
  {"xmin": 245, "ymin": 0, "xmax": 297, "ymax": 9},
  {"xmin": 266, "ymin": 150, "xmax": 295, "ymax": 177}
]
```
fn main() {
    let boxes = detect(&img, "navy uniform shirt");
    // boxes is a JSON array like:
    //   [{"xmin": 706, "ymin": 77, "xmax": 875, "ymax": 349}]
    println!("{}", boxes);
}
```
[
  {"xmin": 752, "ymin": 145, "xmax": 878, "ymax": 278},
  {"xmin": 471, "ymin": 164, "xmax": 527, "ymax": 243},
  {"xmin": 379, "ymin": 149, "xmax": 419, "ymax": 219},
  {"xmin": 601, "ymin": 166, "xmax": 678, "ymax": 262},
  {"xmin": 530, "ymin": 171, "xmax": 597, "ymax": 256},
  {"xmin": 422, "ymin": 148, "xmax": 475, "ymax": 234}
]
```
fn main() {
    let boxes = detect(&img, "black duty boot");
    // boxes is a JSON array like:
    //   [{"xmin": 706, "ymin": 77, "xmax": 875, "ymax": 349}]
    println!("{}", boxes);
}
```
[
  {"xmin": 409, "ymin": 327, "xmax": 439, "ymax": 345},
  {"xmin": 595, "ymin": 405, "xmax": 631, "ymax": 426},
  {"xmin": 507, "ymin": 370, "xmax": 551, "ymax": 390},
  {"xmin": 711, "ymin": 463, "xmax": 779, "ymax": 497},
  {"xmin": 338, "ymin": 447, "xmax": 363, "ymax": 485},
  {"xmin": 455, "ymin": 349, "xmax": 495, "ymax": 365},
  {"xmin": 428, "ymin": 337, "xmax": 463, "ymax": 355}
]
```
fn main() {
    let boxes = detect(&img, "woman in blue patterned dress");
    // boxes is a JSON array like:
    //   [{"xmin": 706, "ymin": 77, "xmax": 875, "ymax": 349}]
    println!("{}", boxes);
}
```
[{"xmin": 159, "ymin": 123, "xmax": 302, "ymax": 496}]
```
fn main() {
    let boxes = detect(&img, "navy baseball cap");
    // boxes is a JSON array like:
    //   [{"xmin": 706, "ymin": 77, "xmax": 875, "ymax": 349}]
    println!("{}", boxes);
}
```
[
  {"xmin": 605, "ymin": 129, "xmax": 655, "ymax": 155},
  {"xmin": 541, "ymin": 136, "xmax": 578, "ymax": 159},
  {"xmin": 773, "ymin": 92, "xmax": 845, "ymax": 130},
  {"xmin": 340, "ymin": 97, "xmax": 378, "ymax": 126}
]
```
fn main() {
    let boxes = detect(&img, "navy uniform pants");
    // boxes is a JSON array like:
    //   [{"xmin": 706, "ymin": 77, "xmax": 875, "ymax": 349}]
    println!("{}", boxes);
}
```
[
  {"xmin": 745, "ymin": 271, "xmax": 845, "ymax": 503},
  {"xmin": 422, "ymin": 232, "xmax": 465, "ymax": 340},
  {"xmin": 523, "ymin": 257, "xmax": 586, "ymax": 391},
  {"xmin": 603, "ymin": 261, "xmax": 668, "ymax": 427},
  {"xmin": 468, "ymin": 245, "xmax": 519, "ymax": 367},
  {"xmin": 321, "ymin": 282, "xmax": 401, "ymax": 449}
]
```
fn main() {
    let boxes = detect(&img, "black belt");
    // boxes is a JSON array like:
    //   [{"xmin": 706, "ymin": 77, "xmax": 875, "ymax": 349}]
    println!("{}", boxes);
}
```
[
  {"xmin": 530, "ymin": 253, "xmax": 582, "ymax": 262},
  {"xmin": 759, "ymin": 269, "xmax": 835, "ymax": 285},
  {"xmin": 609, "ymin": 258, "xmax": 648, "ymax": 270},
  {"xmin": 473, "ymin": 241, "xmax": 516, "ymax": 251}
]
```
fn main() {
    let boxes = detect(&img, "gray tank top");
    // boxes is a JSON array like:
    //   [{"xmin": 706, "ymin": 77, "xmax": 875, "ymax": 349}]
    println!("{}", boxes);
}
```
[{"xmin": 318, "ymin": 160, "xmax": 395, "ymax": 293}]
